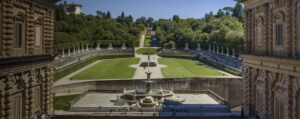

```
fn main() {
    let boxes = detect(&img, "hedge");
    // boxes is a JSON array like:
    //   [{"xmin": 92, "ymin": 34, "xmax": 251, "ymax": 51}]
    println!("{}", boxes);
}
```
[
  {"xmin": 140, "ymin": 62, "xmax": 157, "ymax": 67},
  {"xmin": 54, "ymin": 55, "xmax": 134, "ymax": 82},
  {"xmin": 158, "ymin": 54, "xmax": 196, "ymax": 60},
  {"xmin": 136, "ymin": 48, "xmax": 158, "ymax": 55}
]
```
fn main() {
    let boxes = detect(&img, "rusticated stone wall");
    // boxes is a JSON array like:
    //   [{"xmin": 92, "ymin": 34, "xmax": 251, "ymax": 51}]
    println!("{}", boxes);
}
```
[
  {"xmin": 52, "ymin": 115, "xmax": 241, "ymax": 119},
  {"xmin": 242, "ymin": 55, "xmax": 300, "ymax": 119},
  {"xmin": 0, "ymin": 0, "xmax": 55, "ymax": 58},
  {"xmin": 0, "ymin": 64, "xmax": 54, "ymax": 119},
  {"xmin": 242, "ymin": 0, "xmax": 300, "ymax": 119},
  {"xmin": 54, "ymin": 77, "xmax": 244, "ymax": 108},
  {"xmin": 0, "ymin": 0, "xmax": 56, "ymax": 119},
  {"xmin": 243, "ymin": 0, "xmax": 300, "ymax": 58}
]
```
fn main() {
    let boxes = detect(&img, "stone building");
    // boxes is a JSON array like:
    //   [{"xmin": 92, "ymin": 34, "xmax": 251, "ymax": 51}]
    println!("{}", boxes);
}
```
[
  {"xmin": 242, "ymin": 0, "xmax": 300, "ymax": 119},
  {"xmin": 0, "ymin": 0, "xmax": 57, "ymax": 119},
  {"xmin": 63, "ymin": 1, "xmax": 82, "ymax": 15}
]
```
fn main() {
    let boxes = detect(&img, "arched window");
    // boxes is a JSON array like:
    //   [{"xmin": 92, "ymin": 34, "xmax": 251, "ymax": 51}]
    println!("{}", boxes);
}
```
[
  {"xmin": 272, "ymin": 11, "xmax": 286, "ymax": 57},
  {"xmin": 273, "ymin": 11, "xmax": 285, "ymax": 46},
  {"xmin": 14, "ymin": 12, "xmax": 25, "ymax": 48}
]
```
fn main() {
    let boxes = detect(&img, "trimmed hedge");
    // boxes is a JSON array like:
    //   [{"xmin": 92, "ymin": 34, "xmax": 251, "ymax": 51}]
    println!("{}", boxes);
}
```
[
  {"xmin": 158, "ymin": 55, "xmax": 196, "ymax": 60},
  {"xmin": 54, "ymin": 55, "xmax": 134, "ymax": 82},
  {"xmin": 136, "ymin": 48, "xmax": 158, "ymax": 55},
  {"xmin": 140, "ymin": 62, "xmax": 157, "ymax": 67}
]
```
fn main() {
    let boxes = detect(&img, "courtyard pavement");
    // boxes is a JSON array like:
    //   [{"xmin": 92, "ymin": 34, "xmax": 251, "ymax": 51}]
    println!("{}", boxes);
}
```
[{"xmin": 71, "ymin": 93, "xmax": 220, "ymax": 108}]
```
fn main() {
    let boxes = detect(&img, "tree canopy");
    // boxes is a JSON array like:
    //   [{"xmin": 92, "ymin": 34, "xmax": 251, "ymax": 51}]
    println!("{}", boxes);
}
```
[
  {"xmin": 153, "ymin": 3, "xmax": 244, "ymax": 51},
  {"xmin": 54, "ymin": 4, "xmax": 143, "ymax": 49}
]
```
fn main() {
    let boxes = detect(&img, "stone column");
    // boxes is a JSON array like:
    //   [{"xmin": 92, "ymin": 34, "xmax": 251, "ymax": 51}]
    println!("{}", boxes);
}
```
[
  {"xmin": 27, "ymin": 10, "xmax": 35, "ymax": 55},
  {"xmin": 43, "ymin": 68, "xmax": 54, "ymax": 115},
  {"xmin": 3, "ymin": 76, "xmax": 13, "ymax": 119},
  {"xmin": 61, "ymin": 49, "xmax": 65, "ymax": 57},
  {"xmin": 96, "ymin": 43, "xmax": 101, "ymax": 51},
  {"xmin": 68, "ymin": 48, "xmax": 71, "ymax": 56},
  {"xmin": 213, "ymin": 45, "xmax": 215, "ymax": 53},
  {"xmin": 197, "ymin": 43, "xmax": 201, "ymax": 51},
  {"xmin": 2, "ymin": 1, "xmax": 14, "ymax": 57},
  {"xmin": 232, "ymin": 48, "xmax": 235, "ymax": 58},
  {"xmin": 184, "ymin": 43, "xmax": 189, "ymax": 50},
  {"xmin": 108, "ymin": 42, "xmax": 114, "ymax": 50},
  {"xmin": 217, "ymin": 46, "xmax": 219, "ymax": 54},
  {"xmin": 26, "ymin": 71, "xmax": 35, "ymax": 118},
  {"xmin": 121, "ymin": 43, "xmax": 127, "ymax": 49},
  {"xmin": 209, "ymin": 44, "xmax": 211, "ymax": 52},
  {"xmin": 73, "ymin": 46, "xmax": 76, "ymax": 55},
  {"xmin": 226, "ymin": 47, "xmax": 229, "ymax": 56}
]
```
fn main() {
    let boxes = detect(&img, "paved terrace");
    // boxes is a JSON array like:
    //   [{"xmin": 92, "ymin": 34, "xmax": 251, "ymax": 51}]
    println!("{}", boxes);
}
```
[{"xmin": 71, "ymin": 93, "xmax": 220, "ymax": 108}]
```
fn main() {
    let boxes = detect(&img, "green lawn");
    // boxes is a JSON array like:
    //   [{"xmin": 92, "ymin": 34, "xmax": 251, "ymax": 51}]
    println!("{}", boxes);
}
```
[
  {"xmin": 73, "ymin": 58, "xmax": 140, "ymax": 80},
  {"xmin": 144, "ymin": 35, "xmax": 152, "ymax": 47},
  {"xmin": 136, "ymin": 48, "xmax": 158, "ymax": 55},
  {"xmin": 158, "ymin": 58, "xmax": 225, "ymax": 78},
  {"xmin": 54, "ymin": 94, "xmax": 80, "ymax": 110}
]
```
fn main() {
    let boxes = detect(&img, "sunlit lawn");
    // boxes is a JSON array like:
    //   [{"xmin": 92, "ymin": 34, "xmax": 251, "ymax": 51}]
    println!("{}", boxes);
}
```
[
  {"xmin": 158, "ymin": 58, "xmax": 225, "ymax": 78},
  {"xmin": 73, "ymin": 58, "xmax": 140, "ymax": 80}
]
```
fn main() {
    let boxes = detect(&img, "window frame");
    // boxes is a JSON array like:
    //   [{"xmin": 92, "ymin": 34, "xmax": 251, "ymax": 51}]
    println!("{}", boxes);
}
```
[
  {"xmin": 14, "ymin": 13, "xmax": 25, "ymax": 49},
  {"xmin": 275, "ymin": 24, "xmax": 283, "ymax": 46},
  {"xmin": 15, "ymin": 22, "xmax": 23, "ymax": 48},
  {"xmin": 34, "ymin": 17, "xmax": 43, "ymax": 48},
  {"xmin": 34, "ymin": 25, "xmax": 42, "ymax": 47}
]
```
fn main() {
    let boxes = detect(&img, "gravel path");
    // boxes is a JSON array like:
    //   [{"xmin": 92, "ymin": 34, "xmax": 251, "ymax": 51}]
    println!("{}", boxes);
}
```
[{"xmin": 131, "ymin": 49, "xmax": 165, "ymax": 79}]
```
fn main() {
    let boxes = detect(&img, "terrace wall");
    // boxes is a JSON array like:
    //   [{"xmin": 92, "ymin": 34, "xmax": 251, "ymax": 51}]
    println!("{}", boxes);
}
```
[{"xmin": 54, "ymin": 77, "xmax": 244, "ymax": 108}]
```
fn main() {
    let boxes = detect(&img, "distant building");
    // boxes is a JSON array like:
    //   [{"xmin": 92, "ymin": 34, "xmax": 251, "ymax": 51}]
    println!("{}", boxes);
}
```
[
  {"xmin": 0, "ymin": 0, "xmax": 57, "ymax": 119},
  {"xmin": 242, "ymin": 0, "xmax": 300, "ymax": 119},
  {"xmin": 64, "ymin": 1, "xmax": 82, "ymax": 15}
]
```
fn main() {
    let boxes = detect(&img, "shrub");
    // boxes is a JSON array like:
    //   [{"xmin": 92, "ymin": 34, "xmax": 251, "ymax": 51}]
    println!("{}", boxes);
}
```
[{"xmin": 140, "ymin": 62, "xmax": 157, "ymax": 67}]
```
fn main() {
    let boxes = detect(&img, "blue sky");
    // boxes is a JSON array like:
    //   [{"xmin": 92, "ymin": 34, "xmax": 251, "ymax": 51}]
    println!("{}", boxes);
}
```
[{"xmin": 61, "ymin": 0, "xmax": 237, "ymax": 20}]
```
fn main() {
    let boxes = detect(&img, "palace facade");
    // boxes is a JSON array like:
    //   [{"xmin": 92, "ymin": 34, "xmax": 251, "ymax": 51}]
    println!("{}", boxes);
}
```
[
  {"xmin": 0, "ymin": 0, "xmax": 57, "ymax": 119},
  {"xmin": 242, "ymin": 0, "xmax": 300, "ymax": 119}
]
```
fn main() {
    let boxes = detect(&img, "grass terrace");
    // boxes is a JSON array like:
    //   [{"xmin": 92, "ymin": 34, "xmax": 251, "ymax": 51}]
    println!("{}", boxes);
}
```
[
  {"xmin": 73, "ymin": 58, "xmax": 140, "ymax": 80},
  {"xmin": 158, "ymin": 58, "xmax": 225, "ymax": 78}
]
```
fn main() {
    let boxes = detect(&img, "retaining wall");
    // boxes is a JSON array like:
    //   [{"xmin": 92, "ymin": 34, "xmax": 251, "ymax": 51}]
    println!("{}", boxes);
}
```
[{"xmin": 54, "ymin": 77, "xmax": 244, "ymax": 107}]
